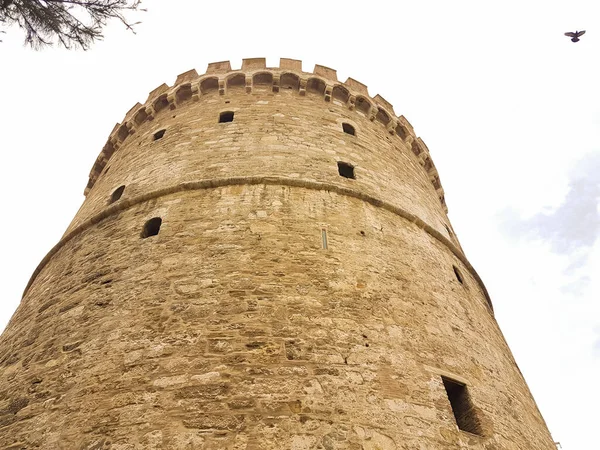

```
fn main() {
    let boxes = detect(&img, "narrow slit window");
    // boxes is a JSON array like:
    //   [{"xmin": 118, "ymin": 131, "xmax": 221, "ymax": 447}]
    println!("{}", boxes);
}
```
[
  {"xmin": 444, "ymin": 224, "xmax": 453, "ymax": 237},
  {"xmin": 453, "ymin": 265, "xmax": 464, "ymax": 284},
  {"xmin": 342, "ymin": 123, "xmax": 356, "ymax": 136},
  {"xmin": 337, "ymin": 162, "xmax": 355, "ymax": 179},
  {"xmin": 219, "ymin": 111, "xmax": 234, "ymax": 123},
  {"xmin": 141, "ymin": 217, "xmax": 162, "ymax": 238},
  {"xmin": 109, "ymin": 185, "xmax": 125, "ymax": 204},
  {"xmin": 153, "ymin": 129, "xmax": 166, "ymax": 141},
  {"xmin": 441, "ymin": 377, "xmax": 483, "ymax": 436},
  {"xmin": 321, "ymin": 229, "xmax": 328, "ymax": 249}
]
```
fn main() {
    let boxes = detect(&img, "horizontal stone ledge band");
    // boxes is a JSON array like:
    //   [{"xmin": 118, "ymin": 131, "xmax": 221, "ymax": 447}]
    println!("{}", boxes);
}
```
[{"xmin": 23, "ymin": 176, "xmax": 493, "ymax": 313}]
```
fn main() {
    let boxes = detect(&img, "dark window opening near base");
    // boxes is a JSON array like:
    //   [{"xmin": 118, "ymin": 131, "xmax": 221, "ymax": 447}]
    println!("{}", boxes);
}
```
[
  {"xmin": 141, "ymin": 217, "xmax": 162, "ymax": 238},
  {"xmin": 338, "ymin": 162, "xmax": 355, "ymax": 179},
  {"xmin": 342, "ymin": 123, "xmax": 356, "ymax": 136},
  {"xmin": 219, "ymin": 111, "xmax": 234, "ymax": 123},
  {"xmin": 109, "ymin": 185, "xmax": 125, "ymax": 204},
  {"xmin": 153, "ymin": 129, "xmax": 166, "ymax": 141},
  {"xmin": 442, "ymin": 377, "xmax": 483, "ymax": 436}
]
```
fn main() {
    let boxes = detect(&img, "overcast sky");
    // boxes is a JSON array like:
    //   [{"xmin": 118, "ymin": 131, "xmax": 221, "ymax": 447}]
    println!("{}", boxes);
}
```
[{"xmin": 1, "ymin": 0, "xmax": 598, "ymax": 448}]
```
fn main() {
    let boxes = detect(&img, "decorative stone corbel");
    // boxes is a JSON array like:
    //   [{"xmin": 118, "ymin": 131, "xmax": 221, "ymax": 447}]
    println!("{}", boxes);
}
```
[
  {"xmin": 324, "ymin": 85, "xmax": 333, "ymax": 102},
  {"xmin": 299, "ymin": 78, "xmax": 307, "ymax": 96},
  {"xmin": 348, "ymin": 95, "xmax": 356, "ymax": 111}
]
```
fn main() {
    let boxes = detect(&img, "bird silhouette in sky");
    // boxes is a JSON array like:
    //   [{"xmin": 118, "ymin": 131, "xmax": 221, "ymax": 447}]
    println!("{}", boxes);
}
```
[{"xmin": 564, "ymin": 30, "xmax": 586, "ymax": 42}]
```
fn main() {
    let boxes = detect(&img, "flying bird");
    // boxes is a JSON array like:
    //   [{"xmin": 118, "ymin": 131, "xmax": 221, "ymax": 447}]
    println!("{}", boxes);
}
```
[{"xmin": 564, "ymin": 30, "xmax": 586, "ymax": 42}]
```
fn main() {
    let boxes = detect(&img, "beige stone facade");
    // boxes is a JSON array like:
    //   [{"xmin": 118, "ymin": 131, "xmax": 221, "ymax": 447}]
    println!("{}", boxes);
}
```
[{"xmin": 0, "ymin": 58, "xmax": 555, "ymax": 449}]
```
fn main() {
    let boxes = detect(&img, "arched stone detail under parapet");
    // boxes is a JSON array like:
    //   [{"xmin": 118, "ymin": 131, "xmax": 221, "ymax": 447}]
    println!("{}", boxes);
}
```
[
  {"xmin": 376, "ymin": 107, "xmax": 391, "ymax": 126},
  {"xmin": 152, "ymin": 94, "xmax": 169, "ymax": 114},
  {"xmin": 109, "ymin": 137, "xmax": 120, "ymax": 153},
  {"xmin": 306, "ymin": 77, "xmax": 326, "ymax": 97},
  {"xmin": 225, "ymin": 73, "xmax": 245, "ymax": 91},
  {"xmin": 332, "ymin": 85, "xmax": 350, "ymax": 106},
  {"xmin": 280, "ymin": 72, "xmax": 300, "ymax": 91},
  {"xmin": 423, "ymin": 156, "xmax": 433, "ymax": 172},
  {"xmin": 395, "ymin": 122, "xmax": 409, "ymax": 141},
  {"xmin": 252, "ymin": 71, "xmax": 273, "ymax": 89},
  {"xmin": 132, "ymin": 107, "xmax": 146, "ymax": 126},
  {"xmin": 398, "ymin": 115, "xmax": 414, "ymax": 133},
  {"xmin": 103, "ymin": 141, "xmax": 115, "ymax": 160},
  {"xmin": 175, "ymin": 83, "xmax": 193, "ymax": 104},
  {"xmin": 83, "ymin": 59, "xmax": 447, "ymax": 213},
  {"xmin": 355, "ymin": 95, "xmax": 372, "ymax": 116},
  {"xmin": 200, "ymin": 77, "xmax": 219, "ymax": 95},
  {"xmin": 117, "ymin": 124, "xmax": 129, "ymax": 143},
  {"xmin": 133, "ymin": 106, "xmax": 149, "ymax": 127},
  {"xmin": 411, "ymin": 140, "xmax": 423, "ymax": 156}
]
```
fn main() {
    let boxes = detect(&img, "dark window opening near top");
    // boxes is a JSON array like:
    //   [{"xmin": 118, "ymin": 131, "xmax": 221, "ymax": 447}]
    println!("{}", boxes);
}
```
[
  {"xmin": 453, "ymin": 265, "xmax": 464, "ymax": 284},
  {"xmin": 441, "ymin": 377, "xmax": 483, "ymax": 436},
  {"xmin": 110, "ymin": 185, "xmax": 125, "ymax": 204},
  {"xmin": 141, "ymin": 217, "xmax": 162, "ymax": 238},
  {"xmin": 219, "ymin": 111, "xmax": 234, "ymax": 123},
  {"xmin": 342, "ymin": 123, "xmax": 356, "ymax": 136},
  {"xmin": 153, "ymin": 129, "xmax": 166, "ymax": 141},
  {"xmin": 337, "ymin": 162, "xmax": 355, "ymax": 179}
]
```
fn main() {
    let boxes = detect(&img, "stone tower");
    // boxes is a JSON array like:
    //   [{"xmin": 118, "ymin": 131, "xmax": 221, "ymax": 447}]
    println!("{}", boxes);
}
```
[{"xmin": 0, "ymin": 58, "xmax": 555, "ymax": 449}]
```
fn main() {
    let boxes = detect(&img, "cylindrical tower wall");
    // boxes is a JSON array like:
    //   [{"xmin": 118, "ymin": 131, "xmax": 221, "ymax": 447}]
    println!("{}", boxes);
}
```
[{"xmin": 0, "ymin": 58, "xmax": 554, "ymax": 449}]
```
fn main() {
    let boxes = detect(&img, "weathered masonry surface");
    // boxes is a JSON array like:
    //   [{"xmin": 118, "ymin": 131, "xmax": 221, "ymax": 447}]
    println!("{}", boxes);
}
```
[{"xmin": 0, "ymin": 58, "xmax": 555, "ymax": 449}]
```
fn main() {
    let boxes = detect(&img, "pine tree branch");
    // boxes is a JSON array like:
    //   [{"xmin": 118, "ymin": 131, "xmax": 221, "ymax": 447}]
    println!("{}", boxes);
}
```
[{"xmin": 0, "ymin": 0, "xmax": 144, "ymax": 49}]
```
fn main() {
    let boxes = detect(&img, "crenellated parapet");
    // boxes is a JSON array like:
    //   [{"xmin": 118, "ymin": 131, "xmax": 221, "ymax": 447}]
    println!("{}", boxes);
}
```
[{"xmin": 86, "ymin": 57, "xmax": 447, "ymax": 211}]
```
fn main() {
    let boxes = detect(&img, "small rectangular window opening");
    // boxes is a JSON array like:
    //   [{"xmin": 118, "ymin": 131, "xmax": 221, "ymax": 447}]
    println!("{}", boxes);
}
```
[
  {"xmin": 153, "ymin": 129, "xmax": 166, "ymax": 141},
  {"xmin": 219, "ymin": 111, "xmax": 234, "ymax": 123},
  {"xmin": 342, "ymin": 122, "xmax": 356, "ymax": 136},
  {"xmin": 337, "ymin": 161, "xmax": 355, "ymax": 179},
  {"xmin": 141, "ymin": 217, "xmax": 162, "ymax": 239},
  {"xmin": 321, "ymin": 229, "xmax": 328, "ymax": 249},
  {"xmin": 441, "ymin": 377, "xmax": 483, "ymax": 436}
]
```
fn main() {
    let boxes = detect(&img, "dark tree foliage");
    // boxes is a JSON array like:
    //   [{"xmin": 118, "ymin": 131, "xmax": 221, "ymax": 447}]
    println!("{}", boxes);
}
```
[{"xmin": 0, "ymin": 0, "xmax": 144, "ymax": 50}]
